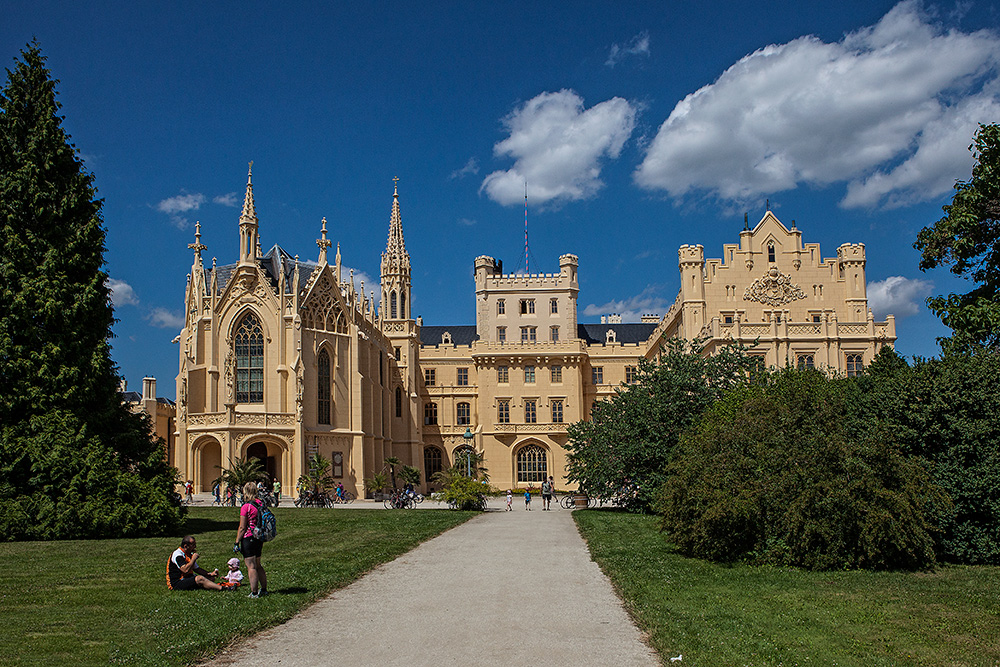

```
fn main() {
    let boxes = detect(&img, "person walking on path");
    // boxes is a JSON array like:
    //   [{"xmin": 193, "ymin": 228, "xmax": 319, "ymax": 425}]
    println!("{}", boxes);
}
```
[
  {"xmin": 541, "ymin": 476, "xmax": 554, "ymax": 510},
  {"xmin": 236, "ymin": 481, "xmax": 268, "ymax": 598},
  {"xmin": 506, "ymin": 489, "xmax": 513, "ymax": 511},
  {"xmin": 273, "ymin": 479, "xmax": 281, "ymax": 506},
  {"xmin": 524, "ymin": 487, "xmax": 532, "ymax": 510}
]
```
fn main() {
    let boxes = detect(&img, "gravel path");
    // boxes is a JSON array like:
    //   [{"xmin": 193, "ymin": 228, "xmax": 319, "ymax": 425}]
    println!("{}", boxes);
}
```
[{"xmin": 204, "ymin": 498, "xmax": 658, "ymax": 666}]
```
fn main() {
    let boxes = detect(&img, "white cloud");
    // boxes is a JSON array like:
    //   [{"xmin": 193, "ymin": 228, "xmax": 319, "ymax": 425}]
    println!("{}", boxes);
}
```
[
  {"xmin": 481, "ymin": 90, "xmax": 637, "ymax": 207},
  {"xmin": 343, "ymin": 267, "xmax": 375, "ymax": 298},
  {"xmin": 867, "ymin": 275, "xmax": 934, "ymax": 318},
  {"xmin": 450, "ymin": 157, "xmax": 479, "ymax": 180},
  {"xmin": 457, "ymin": 217, "xmax": 477, "ymax": 226},
  {"xmin": 213, "ymin": 192, "xmax": 240, "ymax": 207},
  {"xmin": 582, "ymin": 285, "xmax": 672, "ymax": 323},
  {"xmin": 635, "ymin": 0, "xmax": 1000, "ymax": 210},
  {"xmin": 147, "ymin": 307, "xmax": 186, "ymax": 329},
  {"xmin": 108, "ymin": 278, "xmax": 138, "ymax": 307},
  {"xmin": 157, "ymin": 193, "xmax": 205, "ymax": 214},
  {"xmin": 606, "ymin": 31, "xmax": 650, "ymax": 67}
]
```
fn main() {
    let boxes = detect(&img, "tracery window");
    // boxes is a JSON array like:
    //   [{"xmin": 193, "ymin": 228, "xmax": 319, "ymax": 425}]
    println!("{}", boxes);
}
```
[
  {"xmin": 390, "ymin": 291, "xmax": 398, "ymax": 319},
  {"xmin": 424, "ymin": 446, "xmax": 443, "ymax": 480},
  {"xmin": 234, "ymin": 313, "xmax": 264, "ymax": 403},
  {"xmin": 846, "ymin": 353, "xmax": 864, "ymax": 377},
  {"xmin": 797, "ymin": 354, "xmax": 815, "ymax": 371},
  {"xmin": 524, "ymin": 399, "xmax": 537, "ymax": 423},
  {"xmin": 551, "ymin": 399, "xmax": 563, "ymax": 423},
  {"xmin": 516, "ymin": 445, "xmax": 547, "ymax": 483},
  {"xmin": 317, "ymin": 349, "xmax": 332, "ymax": 424},
  {"xmin": 497, "ymin": 399, "xmax": 510, "ymax": 423}
]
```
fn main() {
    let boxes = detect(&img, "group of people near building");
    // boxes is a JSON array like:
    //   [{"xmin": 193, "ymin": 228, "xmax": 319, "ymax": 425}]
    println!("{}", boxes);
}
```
[{"xmin": 166, "ymin": 482, "xmax": 269, "ymax": 597}]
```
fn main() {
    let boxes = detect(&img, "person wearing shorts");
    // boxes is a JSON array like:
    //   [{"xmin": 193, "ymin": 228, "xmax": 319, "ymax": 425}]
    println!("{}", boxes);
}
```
[
  {"xmin": 166, "ymin": 536, "xmax": 223, "ymax": 591},
  {"xmin": 237, "ymin": 481, "xmax": 268, "ymax": 598}
]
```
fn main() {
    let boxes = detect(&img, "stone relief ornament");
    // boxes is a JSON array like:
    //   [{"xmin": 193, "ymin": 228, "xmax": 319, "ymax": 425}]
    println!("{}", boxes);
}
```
[
  {"xmin": 224, "ymin": 339, "xmax": 235, "ymax": 403},
  {"xmin": 743, "ymin": 267, "xmax": 806, "ymax": 306},
  {"xmin": 295, "ymin": 365, "xmax": 304, "ymax": 423},
  {"xmin": 179, "ymin": 378, "xmax": 187, "ymax": 420}
]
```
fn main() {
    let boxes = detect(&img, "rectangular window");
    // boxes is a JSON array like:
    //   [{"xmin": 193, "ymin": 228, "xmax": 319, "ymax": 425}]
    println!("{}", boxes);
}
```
[
  {"xmin": 551, "ymin": 365, "xmax": 562, "ymax": 383},
  {"xmin": 797, "ymin": 354, "xmax": 815, "ymax": 370},
  {"xmin": 457, "ymin": 368, "xmax": 469, "ymax": 386},
  {"xmin": 457, "ymin": 402, "xmax": 471, "ymax": 425},
  {"xmin": 550, "ymin": 298, "xmax": 558, "ymax": 314},
  {"xmin": 524, "ymin": 400, "xmax": 537, "ymax": 423},
  {"xmin": 813, "ymin": 314, "xmax": 822, "ymax": 323},
  {"xmin": 520, "ymin": 299, "xmax": 535, "ymax": 314},
  {"xmin": 551, "ymin": 399, "xmax": 563, "ymax": 423},
  {"xmin": 394, "ymin": 346, "xmax": 401, "ymax": 361},
  {"xmin": 497, "ymin": 299, "xmax": 505, "ymax": 315},
  {"xmin": 497, "ymin": 400, "xmax": 510, "ymax": 424},
  {"xmin": 498, "ymin": 366, "xmax": 509, "ymax": 384},
  {"xmin": 423, "ymin": 402, "xmax": 438, "ymax": 426},
  {"xmin": 592, "ymin": 367, "xmax": 603, "ymax": 384},
  {"xmin": 625, "ymin": 366, "xmax": 638, "ymax": 384},
  {"xmin": 524, "ymin": 365, "xmax": 536, "ymax": 384},
  {"xmin": 424, "ymin": 369, "xmax": 436, "ymax": 386},
  {"xmin": 723, "ymin": 315, "xmax": 734, "ymax": 325},
  {"xmin": 550, "ymin": 326, "xmax": 559, "ymax": 342},
  {"xmin": 520, "ymin": 326, "xmax": 537, "ymax": 342},
  {"xmin": 846, "ymin": 353, "xmax": 864, "ymax": 377},
  {"xmin": 497, "ymin": 326, "xmax": 506, "ymax": 342}
]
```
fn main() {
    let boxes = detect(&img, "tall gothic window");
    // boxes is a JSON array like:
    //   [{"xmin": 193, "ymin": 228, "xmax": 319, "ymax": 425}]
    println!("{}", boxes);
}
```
[
  {"xmin": 317, "ymin": 349, "xmax": 332, "ymax": 424},
  {"xmin": 395, "ymin": 387, "xmax": 403, "ymax": 418},
  {"xmin": 516, "ymin": 445, "xmax": 547, "ymax": 483},
  {"xmin": 424, "ymin": 446, "xmax": 443, "ymax": 481},
  {"xmin": 400, "ymin": 292, "xmax": 406, "ymax": 319},
  {"xmin": 390, "ymin": 291, "xmax": 398, "ymax": 319},
  {"xmin": 234, "ymin": 313, "xmax": 264, "ymax": 403}
]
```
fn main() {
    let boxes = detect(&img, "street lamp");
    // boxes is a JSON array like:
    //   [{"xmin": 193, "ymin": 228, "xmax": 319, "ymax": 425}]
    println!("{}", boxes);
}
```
[{"xmin": 462, "ymin": 427, "xmax": 474, "ymax": 477}]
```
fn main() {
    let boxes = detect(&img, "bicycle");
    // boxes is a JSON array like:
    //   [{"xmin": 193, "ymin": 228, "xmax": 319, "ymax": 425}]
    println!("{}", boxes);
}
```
[
  {"xmin": 332, "ymin": 491, "xmax": 356, "ymax": 504},
  {"xmin": 383, "ymin": 490, "xmax": 414, "ymax": 509}
]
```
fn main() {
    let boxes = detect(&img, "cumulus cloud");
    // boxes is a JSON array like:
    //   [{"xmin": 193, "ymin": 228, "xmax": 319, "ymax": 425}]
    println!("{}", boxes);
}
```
[
  {"xmin": 147, "ymin": 307, "xmax": 186, "ymax": 329},
  {"xmin": 634, "ymin": 0, "xmax": 1000, "ymax": 210},
  {"xmin": 867, "ymin": 275, "xmax": 934, "ymax": 318},
  {"xmin": 108, "ymin": 278, "xmax": 139, "ymax": 307},
  {"xmin": 157, "ymin": 193, "xmax": 205, "ymax": 214},
  {"xmin": 481, "ymin": 90, "xmax": 637, "ymax": 207},
  {"xmin": 582, "ymin": 285, "xmax": 672, "ymax": 323},
  {"xmin": 457, "ymin": 217, "xmax": 477, "ymax": 226},
  {"xmin": 450, "ymin": 157, "xmax": 479, "ymax": 180},
  {"xmin": 213, "ymin": 192, "xmax": 240, "ymax": 207},
  {"xmin": 606, "ymin": 31, "xmax": 651, "ymax": 67}
]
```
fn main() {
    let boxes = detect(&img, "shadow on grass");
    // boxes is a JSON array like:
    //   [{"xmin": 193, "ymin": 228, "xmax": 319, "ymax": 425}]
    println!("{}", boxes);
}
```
[
  {"xmin": 273, "ymin": 587, "xmax": 308, "ymax": 595},
  {"xmin": 177, "ymin": 517, "xmax": 239, "ymax": 535}
]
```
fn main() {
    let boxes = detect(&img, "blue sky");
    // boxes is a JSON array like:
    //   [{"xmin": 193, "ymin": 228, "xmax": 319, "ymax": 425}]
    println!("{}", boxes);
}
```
[{"xmin": 4, "ymin": 1, "xmax": 999, "ymax": 399}]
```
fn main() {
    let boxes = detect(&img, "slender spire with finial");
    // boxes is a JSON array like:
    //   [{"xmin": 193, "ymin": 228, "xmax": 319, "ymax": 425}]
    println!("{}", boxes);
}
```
[
  {"xmin": 384, "ymin": 177, "xmax": 407, "ymax": 257},
  {"xmin": 188, "ymin": 220, "xmax": 207, "ymax": 264},
  {"xmin": 238, "ymin": 161, "xmax": 260, "ymax": 265},
  {"xmin": 335, "ymin": 241, "xmax": 342, "ymax": 282},
  {"xmin": 241, "ymin": 161, "xmax": 257, "ymax": 221},
  {"xmin": 317, "ymin": 217, "xmax": 332, "ymax": 264}
]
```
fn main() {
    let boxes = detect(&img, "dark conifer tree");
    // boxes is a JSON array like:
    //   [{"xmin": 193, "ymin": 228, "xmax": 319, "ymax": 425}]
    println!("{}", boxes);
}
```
[{"xmin": 0, "ymin": 42, "xmax": 183, "ymax": 540}]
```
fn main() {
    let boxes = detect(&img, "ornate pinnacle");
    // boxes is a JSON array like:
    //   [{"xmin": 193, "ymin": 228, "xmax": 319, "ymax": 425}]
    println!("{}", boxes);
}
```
[
  {"xmin": 317, "ymin": 217, "xmax": 332, "ymax": 264},
  {"xmin": 188, "ymin": 221, "xmax": 207, "ymax": 261},
  {"xmin": 241, "ymin": 161, "xmax": 257, "ymax": 222}
]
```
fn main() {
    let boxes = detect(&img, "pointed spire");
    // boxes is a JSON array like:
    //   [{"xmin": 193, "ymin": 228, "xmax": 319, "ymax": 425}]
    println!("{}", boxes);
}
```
[
  {"xmin": 384, "ymin": 176, "xmax": 407, "ymax": 259},
  {"xmin": 241, "ymin": 161, "xmax": 257, "ymax": 222},
  {"xmin": 188, "ymin": 220, "xmax": 207, "ymax": 264},
  {"xmin": 317, "ymin": 217, "xmax": 332, "ymax": 264}
]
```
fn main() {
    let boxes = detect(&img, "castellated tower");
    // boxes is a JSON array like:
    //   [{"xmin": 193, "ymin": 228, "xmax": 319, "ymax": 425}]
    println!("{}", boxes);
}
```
[
  {"xmin": 837, "ymin": 243, "xmax": 868, "ymax": 322},
  {"xmin": 474, "ymin": 253, "xmax": 579, "ymax": 343},
  {"xmin": 678, "ymin": 244, "xmax": 707, "ymax": 339}
]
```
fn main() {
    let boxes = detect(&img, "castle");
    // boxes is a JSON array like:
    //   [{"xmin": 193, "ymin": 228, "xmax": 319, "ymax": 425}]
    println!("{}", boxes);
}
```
[{"xmin": 171, "ymin": 168, "xmax": 896, "ymax": 495}]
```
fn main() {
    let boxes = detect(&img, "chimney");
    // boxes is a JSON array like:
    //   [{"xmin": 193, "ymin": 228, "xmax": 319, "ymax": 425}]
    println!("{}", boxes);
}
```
[{"xmin": 142, "ymin": 376, "xmax": 156, "ymax": 401}]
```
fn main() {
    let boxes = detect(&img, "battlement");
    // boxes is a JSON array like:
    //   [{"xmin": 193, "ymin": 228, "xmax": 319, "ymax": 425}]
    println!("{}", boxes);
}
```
[
  {"xmin": 837, "ymin": 243, "xmax": 866, "ymax": 262},
  {"xmin": 678, "ymin": 244, "xmax": 705, "ymax": 264}
]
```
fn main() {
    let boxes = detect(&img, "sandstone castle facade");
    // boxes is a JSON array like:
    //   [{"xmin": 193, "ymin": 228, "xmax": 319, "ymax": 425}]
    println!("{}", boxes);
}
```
[{"xmin": 172, "ymin": 168, "xmax": 896, "ymax": 495}]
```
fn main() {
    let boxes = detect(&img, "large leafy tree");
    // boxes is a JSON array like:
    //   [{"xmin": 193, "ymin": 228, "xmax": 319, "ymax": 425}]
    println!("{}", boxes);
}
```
[
  {"xmin": 0, "ymin": 43, "xmax": 182, "ymax": 540},
  {"xmin": 566, "ymin": 338, "xmax": 758, "ymax": 512},
  {"xmin": 915, "ymin": 122, "xmax": 1000, "ymax": 349}
]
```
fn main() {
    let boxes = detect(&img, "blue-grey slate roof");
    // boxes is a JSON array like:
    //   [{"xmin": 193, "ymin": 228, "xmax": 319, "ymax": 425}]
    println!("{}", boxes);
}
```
[
  {"xmin": 577, "ymin": 323, "xmax": 658, "ymax": 345},
  {"xmin": 210, "ymin": 244, "xmax": 318, "ymax": 296},
  {"xmin": 419, "ymin": 325, "xmax": 479, "ymax": 346}
]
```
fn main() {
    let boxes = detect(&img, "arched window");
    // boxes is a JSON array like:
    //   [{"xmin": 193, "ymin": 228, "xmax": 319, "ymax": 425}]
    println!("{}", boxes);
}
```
[
  {"xmin": 768, "ymin": 242, "xmax": 776, "ymax": 263},
  {"xmin": 424, "ymin": 402, "xmax": 438, "ymax": 425},
  {"xmin": 400, "ymin": 292, "xmax": 406, "ymax": 319},
  {"xmin": 390, "ymin": 291, "xmax": 398, "ymax": 319},
  {"xmin": 234, "ymin": 313, "xmax": 264, "ymax": 403},
  {"xmin": 516, "ymin": 444, "xmax": 547, "ymax": 483},
  {"xmin": 424, "ymin": 446, "xmax": 443, "ymax": 480},
  {"xmin": 395, "ymin": 387, "xmax": 403, "ymax": 418},
  {"xmin": 317, "ymin": 349, "xmax": 331, "ymax": 425},
  {"xmin": 457, "ymin": 402, "xmax": 471, "ymax": 425}
]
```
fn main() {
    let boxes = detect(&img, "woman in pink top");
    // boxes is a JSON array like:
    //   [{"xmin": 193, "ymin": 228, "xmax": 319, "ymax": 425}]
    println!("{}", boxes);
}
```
[{"xmin": 236, "ymin": 481, "xmax": 268, "ymax": 597}]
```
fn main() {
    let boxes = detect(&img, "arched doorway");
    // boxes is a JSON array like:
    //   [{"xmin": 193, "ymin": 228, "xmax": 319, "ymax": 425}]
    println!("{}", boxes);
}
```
[
  {"xmin": 246, "ymin": 440, "xmax": 282, "ymax": 484},
  {"xmin": 199, "ymin": 439, "xmax": 222, "ymax": 494}
]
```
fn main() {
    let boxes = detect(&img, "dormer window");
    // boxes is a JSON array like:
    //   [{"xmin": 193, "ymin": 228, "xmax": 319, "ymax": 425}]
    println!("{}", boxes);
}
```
[{"xmin": 768, "ymin": 242, "xmax": 776, "ymax": 263}]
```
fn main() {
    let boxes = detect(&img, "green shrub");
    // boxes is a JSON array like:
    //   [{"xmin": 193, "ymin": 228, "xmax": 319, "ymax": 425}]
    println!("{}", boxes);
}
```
[
  {"xmin": 436, "ymin": 476, "xmax": 492, "ymax": 510},
  {"xmin": 656, "ymin": 369, "xmax": 948, "ymax": 570}
]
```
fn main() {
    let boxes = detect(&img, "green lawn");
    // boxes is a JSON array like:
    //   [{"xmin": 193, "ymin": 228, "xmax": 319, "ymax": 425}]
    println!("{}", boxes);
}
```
[
  {"xmin": 0, "ymin": 507, "xmax": 473, "ymax": 666},
  {"xmin": 575, "ymin": 510, "xmax": 1000, "ymax": 667}
]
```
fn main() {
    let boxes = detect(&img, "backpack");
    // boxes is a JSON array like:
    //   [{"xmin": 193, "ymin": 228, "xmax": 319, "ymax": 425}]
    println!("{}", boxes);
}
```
[{"xmin": 252, "ymin": 499, "xmax": 277, "ymax": 542}]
